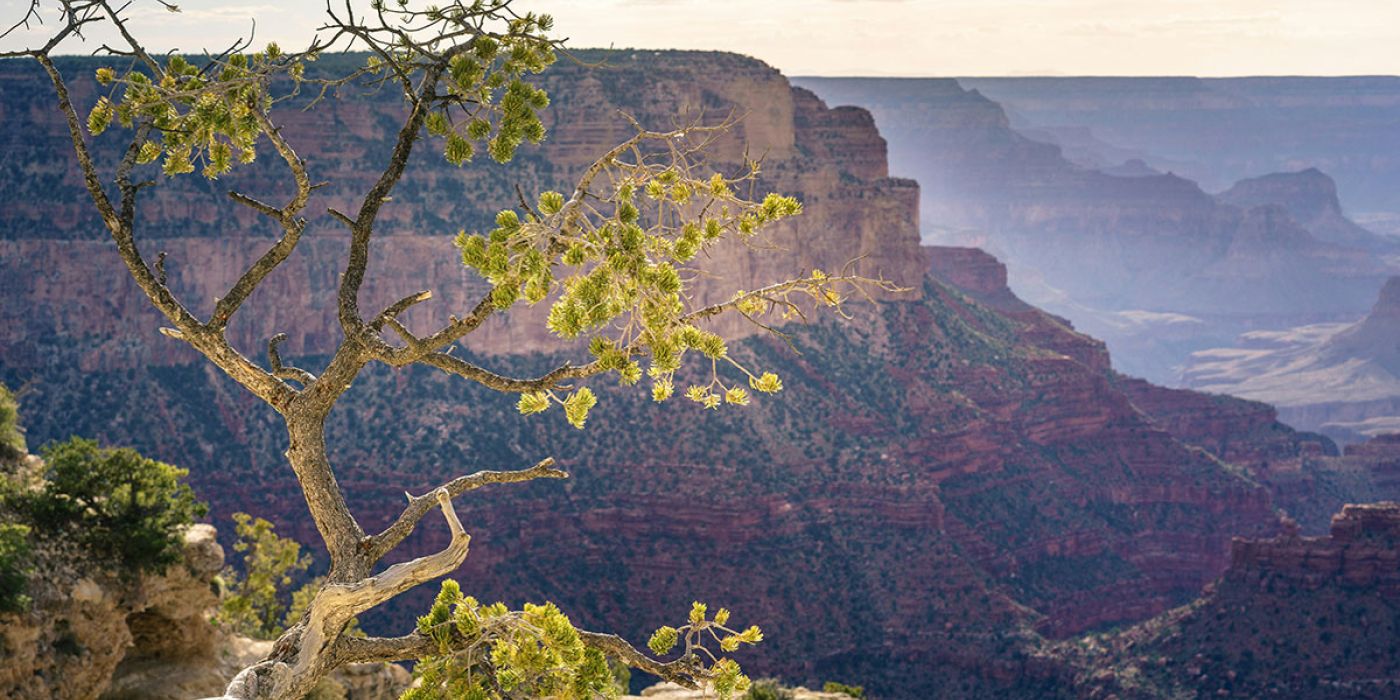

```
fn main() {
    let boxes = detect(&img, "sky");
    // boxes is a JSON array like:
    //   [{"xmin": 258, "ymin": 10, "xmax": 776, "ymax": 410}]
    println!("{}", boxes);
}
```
[{"xmin": 3, "ymin": 0, "xmax": 1399, "ymax": 77}]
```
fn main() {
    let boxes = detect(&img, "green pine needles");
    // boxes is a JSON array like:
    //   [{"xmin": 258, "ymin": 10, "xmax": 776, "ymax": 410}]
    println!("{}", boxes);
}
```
[
  {"xmin": 86, "ymin": 4, "xmax": 556, "ymax": 179},
  {"xmin": 458, "ymin": 124, "xmax": 847, "ymax": 430},
  {"xmin": 409, "ymin": 581, "xmax": 762, "ymax": 699}
]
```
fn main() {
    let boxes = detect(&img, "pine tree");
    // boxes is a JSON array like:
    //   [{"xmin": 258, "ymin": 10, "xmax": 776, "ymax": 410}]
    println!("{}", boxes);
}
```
[{"xmin": 6, "ymin": 2, "xmax": 890, "ymax": 698}]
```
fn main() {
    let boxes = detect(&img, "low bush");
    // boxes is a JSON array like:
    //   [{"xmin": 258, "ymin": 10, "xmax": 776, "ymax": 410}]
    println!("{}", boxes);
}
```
[
  {"xmin": 0, "ymin": 384, "xmax": 24, "ymax": 462},
  {"xmin": 14, "ymin": 437, "xmax": 205, "ymax": 574},
  {"xmin": 823, "ymin": 681, "xmax": 866, "ymax": 698}
]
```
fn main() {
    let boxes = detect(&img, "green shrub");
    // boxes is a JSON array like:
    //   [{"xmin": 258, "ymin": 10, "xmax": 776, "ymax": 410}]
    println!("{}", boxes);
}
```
[
  {"xmin": 823, "ymin": 681, "xmax": 865, "ymax": 698},
  {"xmin": 0, "ymin": 383, "xmax": 25, "ymax": 462},
  {"xmin": 16, "ymin": 437, "xmax": 205, "ymax": 574},
  {"xmin": 0, "ymin": 523, "xmax": 31, "ymax": 613},
  {"xmin": 215, "ymin": 512, "xmax": 313, "ymax": 640},
  {"xmin": 746, "ymin": 679, "xmax": 793, "ymax": 700}
]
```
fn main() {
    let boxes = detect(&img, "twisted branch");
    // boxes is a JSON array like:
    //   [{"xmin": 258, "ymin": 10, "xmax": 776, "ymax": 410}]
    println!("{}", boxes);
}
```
[
  {"xmin": 367, "ymin": 458, "xmax": 567, "ymax": 562},
  {"xmin": 267, "ymin": 334, "xmax": 316, "ymax": 385}
]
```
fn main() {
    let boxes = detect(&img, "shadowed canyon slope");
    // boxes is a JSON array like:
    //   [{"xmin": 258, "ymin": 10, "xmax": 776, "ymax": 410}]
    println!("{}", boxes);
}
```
[
  {"xmin": 0, "ymin": 52, "xmax": 1388, "ymax": 698},
  {"xmin": 792, "ymin": 77, "xmax": 1400, "ymax": 385}
]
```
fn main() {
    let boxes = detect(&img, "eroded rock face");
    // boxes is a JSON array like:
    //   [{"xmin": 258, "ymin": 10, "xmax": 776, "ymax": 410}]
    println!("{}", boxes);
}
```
[
  {"xmin": 793, "ymin": 77, "xmax": 1400, "ymax": 385},
  {"xmin": 0, "ymin": 514, "xmax": 408, "ymax": 700},
  {"xmin": 0, "ymin": 524, "xmax": 223, "ymax": 700},
  {"xmin": 1229, "ymin": 502, "xmax": 1400, "ymax": 593},
  {"xmin": 1064, "ymin": 503, "xmax": 1400, "ymax": 700},
  {"xmin": 0, "ymin": 52, "xmax": 925, "ymax": 369}
]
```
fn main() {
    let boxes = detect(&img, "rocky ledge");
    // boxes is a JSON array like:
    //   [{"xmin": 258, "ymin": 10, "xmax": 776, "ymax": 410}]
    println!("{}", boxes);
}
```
[
  {"xmin": 0, "ymin": 512, "xmax": 408, "ymax": 700},
  {"xmin": 1229, "ymin": 502, "xmax": 1400, "ymax": 593}
]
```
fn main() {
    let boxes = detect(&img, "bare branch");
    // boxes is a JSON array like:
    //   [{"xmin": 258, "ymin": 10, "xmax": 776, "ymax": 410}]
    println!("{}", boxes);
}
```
[
  {"xmin": 577, "ymin": 631, "xmax": 708, "ymax": 689},
  {"xmin": 337, "ymin": 60, "xmax": 449, "ymax": 338},
  {"xmin": 2, "ymin": 0, "xmax": 42, "ymax": 41},
  {"xmin": 228, "ymin": 191, "xmax": 283, "ymax": 218},
  {"xmin": 417, "ymin": 352, "xmax": 596, "ymax": 394},
  {"xmin": 367, "ymin": 457, "xmax": 566, "ymax": 561},
  {"xmin": 369, "ymin": 290, "xmax": 433, "ymax": 332},
  {"xmin": 35, "ymin": 54, "xmax": 292, "ymax": 408},
  {"xmin": 268, "ymin": 334, "xmax": 316, "ymax": 385},
  {"xmin": 327, "ymin": 207, "xmax": 355, "ymax": 228},
  {"xmin": 211, "ymin": 110, "xmax": 313, "ymax": 331},
  {"xmin": 99, "ymin": 0, "xmax": 160, "ymax": 72},
  {"xmin": 0, "ymin": 0, "xmax": 105, "ymax": 58}
]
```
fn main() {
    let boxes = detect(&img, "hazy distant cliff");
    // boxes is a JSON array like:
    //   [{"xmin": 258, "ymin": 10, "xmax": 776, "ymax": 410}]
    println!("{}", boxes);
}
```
[
  {"xmin": 962, "ymin": 76, "xmax": 1400, "ymax": 221},
  {"xmin": 1185, "ymin": 276, "xmax": 1400, "ymax": 444},
  {"xmin": 794, "ymin": 77, "xmax": 1399, "ymax": 384}
]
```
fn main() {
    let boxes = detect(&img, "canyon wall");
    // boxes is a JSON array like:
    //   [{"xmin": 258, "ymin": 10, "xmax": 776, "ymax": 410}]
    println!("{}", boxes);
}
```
[
  {"xmin": 959, "ymin": 76, "xmax": 1400, "ymax": 224},
  {"xmin": 1066, "ymin": 502, "xmax": 1400, "ymax": 700},
  {"xmin": 1183, "ymin": 276, "xmax": 1400, "ymax": 444},
  {"xmin": 0, "ymin": 52, "xmax": 925, "ymax": 367},
  {"xmin": 0, "ymin": 52, "xmax": 1361, "ymax": 699}
]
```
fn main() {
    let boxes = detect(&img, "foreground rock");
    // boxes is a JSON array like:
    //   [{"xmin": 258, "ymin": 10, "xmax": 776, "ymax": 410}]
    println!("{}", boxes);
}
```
[
  {"xmin": 627, "ymin": 682, "xmax": 854, "ymax": 699},
  {"xmin": 0, "ymin": 512, "xmax": 408, "ymax": 700},
  {"xmin": 0, "ymin": 519, "xmax": 223, "ymax": 700}
]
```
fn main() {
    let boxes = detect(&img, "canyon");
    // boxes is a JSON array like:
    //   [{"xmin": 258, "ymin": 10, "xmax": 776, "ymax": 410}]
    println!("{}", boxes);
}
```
[
  {"xmin": 793, "ymin": 77, "xmax": 1400, "ymax": 388},
  {"xmin": 1185, "ymin": 276, "xmax": 1400, "ymax": 444},
  {"xmin": 2, "ymin": 51, "xmax": 1399, "ymax": 698}
]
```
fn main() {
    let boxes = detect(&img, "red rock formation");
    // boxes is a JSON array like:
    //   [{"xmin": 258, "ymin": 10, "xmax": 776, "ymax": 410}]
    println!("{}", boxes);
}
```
[
  {"xmin": 1064, "ymin": 503, "xmax": 1400, "ymax": 700},
  {"xmin": 1229, "ymin": 503, "xmax": 1400, "ymax": 593},
  {"xmin": 0, "ymin": 53, "xmax": 926, "ymax": 367}
]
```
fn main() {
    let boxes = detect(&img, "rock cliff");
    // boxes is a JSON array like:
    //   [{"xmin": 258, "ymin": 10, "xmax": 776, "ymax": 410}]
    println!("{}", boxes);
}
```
[
  {"xmin": 1062, "ymin": 503, "xmax": 1400, "ymax": 699},
  {"xmin": 0, "ymin": 52, "xmax": 925, "ymax": 367},
  {"xmin": 1218, "ymin": 168, "xmax": 1392, "ymax": 251},
  {"xmin": 0, "ymin": 513, "xmax": 223, "ymax": 700},
  {"xmin": 0, "ymin": 484, "xmax": 408, "ymax": 700}
]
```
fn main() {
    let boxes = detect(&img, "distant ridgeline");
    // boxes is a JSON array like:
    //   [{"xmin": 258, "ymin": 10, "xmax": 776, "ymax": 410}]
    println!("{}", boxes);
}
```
[
  {"xmin": 5, "ymin": 52, "xmax": 1400, "ymax": 699},
  {"xmin": 795, "ymin": 76, "xmax": 1400, "ymax": 386}
]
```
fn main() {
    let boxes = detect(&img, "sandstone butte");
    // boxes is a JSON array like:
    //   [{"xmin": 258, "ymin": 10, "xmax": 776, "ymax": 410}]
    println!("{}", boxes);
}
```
[{"xmin": 3, "ymin": 51, "xmax": 1400, "ymax": 699}]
